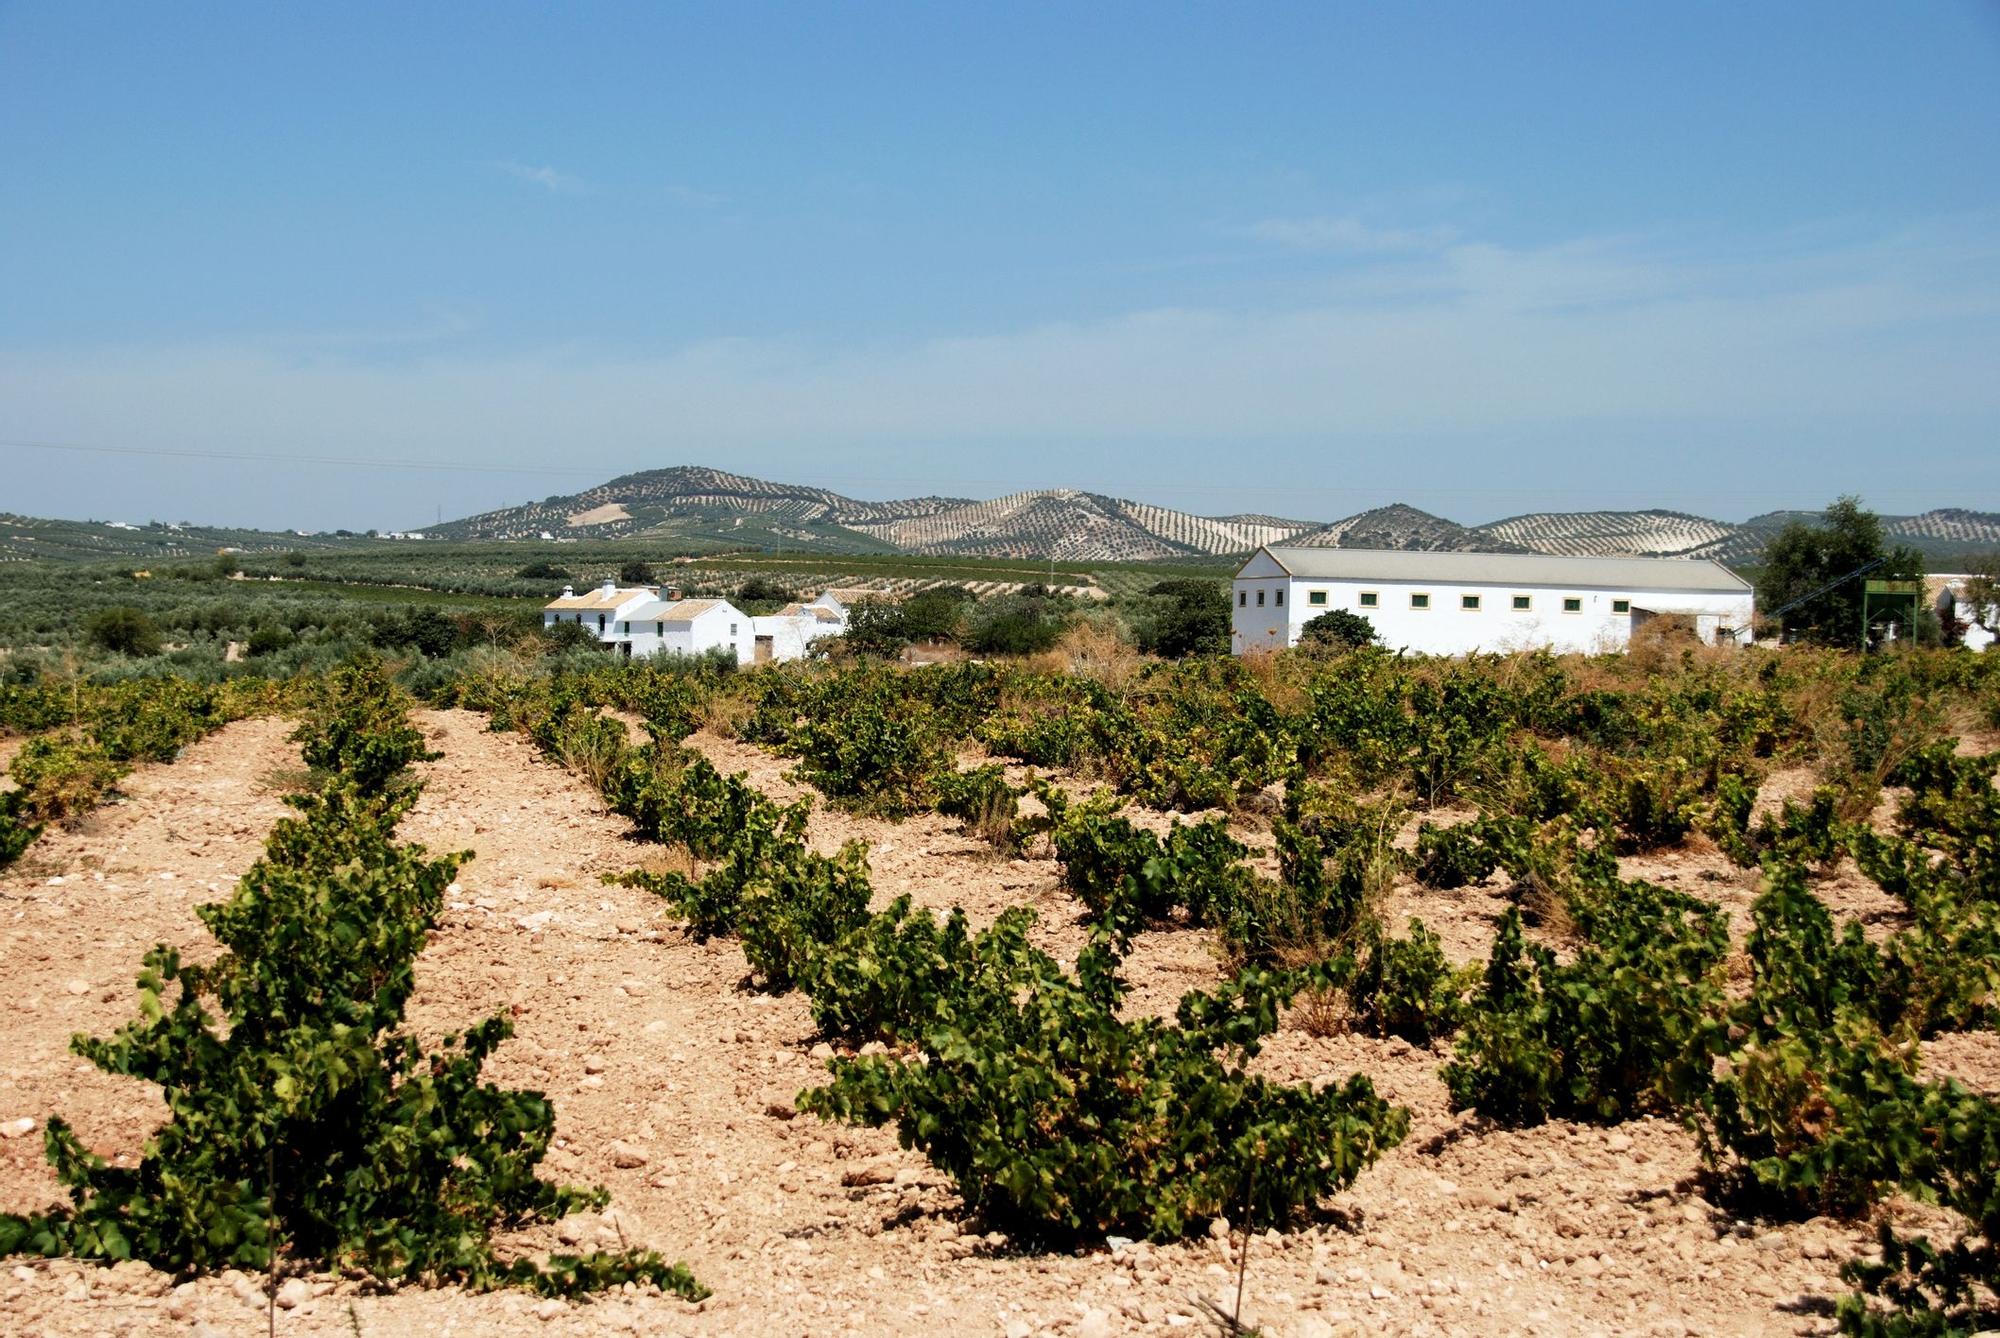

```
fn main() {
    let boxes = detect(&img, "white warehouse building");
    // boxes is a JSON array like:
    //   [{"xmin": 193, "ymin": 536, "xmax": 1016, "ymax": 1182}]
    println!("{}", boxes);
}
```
[{"xmin": 1232, "ymin": 546, "xmax": 1755, "ymax": 656}]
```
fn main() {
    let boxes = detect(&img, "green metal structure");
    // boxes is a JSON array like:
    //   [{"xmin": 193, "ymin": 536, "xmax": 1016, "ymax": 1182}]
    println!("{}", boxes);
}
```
[{"xmin": 1862, "ymin": 579, "xmax": 1922, "ymax": 648}]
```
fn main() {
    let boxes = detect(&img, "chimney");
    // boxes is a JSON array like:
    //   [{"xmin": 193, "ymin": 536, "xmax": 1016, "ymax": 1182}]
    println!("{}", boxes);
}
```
[
  {"xmin": 600, "ymin": 578, "xmax": 616, "ymax": 597},
  {"xmin": 560, "ymin": 585, "xmax": 574, "ymax": 599},
  {"xmin": 666, "ymin": 585, "xmax": 684, "ymax": 602}
]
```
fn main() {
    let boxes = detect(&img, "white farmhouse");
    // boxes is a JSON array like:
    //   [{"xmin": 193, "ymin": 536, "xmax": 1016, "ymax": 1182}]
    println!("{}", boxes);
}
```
[
  {"xmin": 1232, "ymin": 546, "xmax": 1755, "ymax": 656},
  {"xmin": 543, "ymin": 581, "xmax": 753, "ymax": 663},
  {"xmin": 543, "ymin": 582, "xmax": 656, "ymax": 641},
  {"xmin": 612, "ymin": 597, "xmax": 753, "ymax": 665},
  {"xmin": 749, "ymin": 599, "xmax": 847, "ymax": 663}
]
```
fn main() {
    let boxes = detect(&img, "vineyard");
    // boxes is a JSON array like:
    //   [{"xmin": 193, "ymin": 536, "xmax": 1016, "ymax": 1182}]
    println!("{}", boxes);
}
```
[{"xmin": 2, "ymin": 640, "xmax": 1999, "ymax": 1334}]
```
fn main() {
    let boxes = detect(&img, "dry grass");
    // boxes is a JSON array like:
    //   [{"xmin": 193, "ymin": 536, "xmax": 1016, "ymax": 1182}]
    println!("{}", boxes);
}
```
[
  {"xmin": 255, "ymin": 765, "xmax": 315, "ymax": 796},
  {"xmin": 698, "ymin": 687, "xmax": 757, "ymax": 741},
  {"xmin": 1054, "ymin": 621, "xmax": 1143, "ymax": 689},
  {"xmin": 1292, "ymin": 984, "xmax": 1348, "ymax": 1038}
]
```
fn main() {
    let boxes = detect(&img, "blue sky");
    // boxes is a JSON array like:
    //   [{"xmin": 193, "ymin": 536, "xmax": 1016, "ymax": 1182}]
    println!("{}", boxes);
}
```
[{"xmin": 2, "ymin": 3, "xmax": 1998, "ymax": 531}]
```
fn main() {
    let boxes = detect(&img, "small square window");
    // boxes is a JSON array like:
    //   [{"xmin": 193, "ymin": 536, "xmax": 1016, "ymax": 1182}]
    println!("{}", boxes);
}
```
[
  {"xmin": 1274, "ymin": 590, "xmax": 1283, "ymax": 607},
  {"xmin": 1256, "ymin": 590, "xmax": 1266, "ymax": 607},
  {"xmin": 1562, "ymin": 597, "xmax": 1583, "ymax": 613},
  {"xmin": 1612, "ymin": 599, "xmax": 1631, "ymax": 614},
  {"xmin": 1238, "ymin": 591, "xmax": 1247, "ymax": 607},
  {"xmin": 1410, "ymin": 593, "xmax": 1431, "ymax": 610},
  {"xmin": 1308, "ymin": 590, "xmax": 1328, "ymax": 606},
  {"xmin": 1461, "ymin": 594, "xmax": 1481, "ymax": 611},
  {"xmin": 1512, "ymin": 595, "xmax": 1531, "ymax": 611},
  {"xmin": 730, "ymin": 623, "xmax": 738, "ymax": 635},
  {"xmin": 1359, "ymin": 591, "xmax": 1379, "ymax": 608}
]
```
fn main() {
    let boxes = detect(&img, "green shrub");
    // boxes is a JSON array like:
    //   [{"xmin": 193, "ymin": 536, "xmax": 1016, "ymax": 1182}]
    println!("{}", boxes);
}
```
[
  {"xmin": 932, "ymin": 763, "xmax": 1022, "ymax": 850},
  {"xmin": 0, "ymin": 790, "xmax": 41, "ymax": 865},
  {"xmin": 1414, "ymin": 819, "xmax": 1502, "ymax": 889},
  {"xmin": 85, "ymin": 606, "xmax": 162, "ymax": 657},
  {"xmin": 1225, "ymin": 789, "xmax": 1404, "ymax": 967},
  {"xmin": 1298, "ymin": 609, "xmax": 1378, "ymax": 651},
  {"xmin": 788, "ymin": 693, "xmax": 949, "ymax": 817},
  {"xmin": 737, "ymin": 840, "xmax": 875, "ymax": 991},
  {"xmin": 799, "ymin": 912, "xmax": 1407, "ymax": 1243},
  {"xmin": 1346, "ymin": 918, "xmax": 1477, "ymax": 1045},
  {"xmin": 802, "ymin": 896, "xmax": 984, "ymax": 1045},
  {"xmin": 1442, "ymin": 888, "xmax": 1728, "ymax": 1125}
]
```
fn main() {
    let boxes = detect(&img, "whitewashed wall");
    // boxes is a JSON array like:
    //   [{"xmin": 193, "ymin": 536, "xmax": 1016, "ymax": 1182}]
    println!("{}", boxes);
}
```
[{"xmin": 1232, "ymin": 575, "xmax": 1753, "ymax": 655}]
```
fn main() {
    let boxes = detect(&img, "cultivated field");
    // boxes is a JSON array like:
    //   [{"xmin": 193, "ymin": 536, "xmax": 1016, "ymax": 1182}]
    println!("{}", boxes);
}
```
[{"xmin": 2, "ymin": 644, "xmax": 1998, "ymax": 1336}]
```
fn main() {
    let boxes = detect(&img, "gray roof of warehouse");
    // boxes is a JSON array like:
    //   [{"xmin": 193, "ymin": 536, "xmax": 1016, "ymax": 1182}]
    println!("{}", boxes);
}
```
[{"xmin": 1250, "ymin": 546, "xmax": 1751, "ymax": 593}]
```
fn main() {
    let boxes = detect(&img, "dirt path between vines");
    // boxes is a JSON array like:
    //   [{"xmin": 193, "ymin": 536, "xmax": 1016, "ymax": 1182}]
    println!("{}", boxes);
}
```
[{"xmin": 0, "ymin": 709, "xmax": 1973, "ymax": 1336}]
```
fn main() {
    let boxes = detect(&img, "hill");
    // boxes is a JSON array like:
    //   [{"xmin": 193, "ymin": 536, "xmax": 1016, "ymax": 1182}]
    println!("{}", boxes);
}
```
[
  {"xmin": 7, "ymin": 465, "xmax": 1997, "ymax": 567},
  {"xmin": 433, "ymin": 464, "xmax": 2000, "ymax": 566},
  {"xmin": 430, "ymin": 465, "xmax": 1327, "ymax": 560}
]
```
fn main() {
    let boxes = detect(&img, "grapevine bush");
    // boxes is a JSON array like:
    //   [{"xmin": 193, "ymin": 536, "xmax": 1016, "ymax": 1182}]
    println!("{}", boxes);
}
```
[{"xmin": 799, "ymin": 907, "xmax": 1408, "ymax": 1242}]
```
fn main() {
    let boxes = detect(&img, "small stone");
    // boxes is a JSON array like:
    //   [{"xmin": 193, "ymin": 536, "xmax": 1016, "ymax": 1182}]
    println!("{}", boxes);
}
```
[
  {"xmin": 515, "ymin": 911, "xmax": 555, "ymax": 932},
  {"xmin": 614, "ymin": 921, "xmax": 639, "ymax": 935},
  {"xmin": 809, "ymin": 1042, "xmax": 835, "ymax": 1060},
  {"xmin": 765, "ymin": 1101, "xmax": 797, "ymax": 1121},
  {"xmin": 1004, "ymin": 1322, "xmax": 1032, "ymax": 1338},
  {"xmin": 617, "ymin": 979, "xmax": 648, "ymax": 998},
  {"xmin": 1208, "ymin": 1216, "xmax": 1232, "ymax": 1242},
  {"xmin": 1078, "ymin": 1307, "xmax": 1113, "ymax": 1338},
  {"xmin": 841, "ymin": 1164, "xmax": 894, "ymax": 1187},
  {"xmin": 535, "ymin": 1297, "xmax": 567, "ymax": 1320},
  {"xmin": 1606, "ymin": 1133, "xmax": 1635, "ymax": 1154},
  {"xmin": 65, "ymin": 979, "xmax": 91, "ymax": 996},
  {"xmin": 275, "ymin": 1277, "xmax": 311, "ymax": 1310},
  {"xmin": 583, "ymin": 1056, "xmax": 606, "ymax": 1075},
  {"xmin": 610, "ymin": 1142, "xmax": 648, "ymax": 1169},
  {"xmin": 0, "ymin": 1117, "xmax": 37, "ymax": 1140}
]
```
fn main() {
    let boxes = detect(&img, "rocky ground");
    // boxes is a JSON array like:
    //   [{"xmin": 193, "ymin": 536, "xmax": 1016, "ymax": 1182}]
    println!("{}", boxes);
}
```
[{"xmin": 0, "ymin": 710, "xmax": 1990, "ymax": 1336}]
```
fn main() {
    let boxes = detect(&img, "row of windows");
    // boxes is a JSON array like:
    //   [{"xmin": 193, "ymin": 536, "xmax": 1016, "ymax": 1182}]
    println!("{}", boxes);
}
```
[
  {"xmin": 1239, "ymin": 588, "xmax": 1634, "ymax": 615},
  {"xmin": 613, "ymin": 621, "xmax": 744, "ymax": 636}
]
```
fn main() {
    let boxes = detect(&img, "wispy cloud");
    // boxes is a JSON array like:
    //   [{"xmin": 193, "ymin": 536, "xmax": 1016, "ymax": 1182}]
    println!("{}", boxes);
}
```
[
  {"xmin": 662, "ymin": 183, "xmax": 728, "ymax": 208},
  {"xmin": 1243, "ymin": 214, "xmax": 1460, "ymax": 253},
  {"xmin": 498, "ymin": 161, "xmax": 587, "ymax": 194}
]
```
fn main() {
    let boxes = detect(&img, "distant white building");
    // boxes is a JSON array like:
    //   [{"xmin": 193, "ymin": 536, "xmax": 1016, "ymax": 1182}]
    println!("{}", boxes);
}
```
[
  {"xmin": 1232, "ymin": 546, "xmax": 1755, "ymax": 656},
  {"xmin": 543, "ymin": 580, "xmax": 843, "ymax": 663},
  {"xmin": 1932, "ymin": 575, "xmax": 1997, "ymax": 653},
  {"xmin": 750, "ymin": 593, "xmax": 847, "ymax": 663}
]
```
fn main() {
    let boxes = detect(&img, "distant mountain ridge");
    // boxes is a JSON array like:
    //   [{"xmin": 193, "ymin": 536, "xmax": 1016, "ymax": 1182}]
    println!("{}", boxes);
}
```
[{"xmin": 428, "ymin": 465, "xmax": 2000, "ymax": 564}]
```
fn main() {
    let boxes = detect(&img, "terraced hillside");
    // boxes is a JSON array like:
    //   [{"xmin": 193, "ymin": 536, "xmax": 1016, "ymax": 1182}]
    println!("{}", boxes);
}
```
[
  {"xmin": 0, "ymin": 514, "xmax": 364, "ymax": 564},
  {"xmin": 1474, "ymin": 509, "xmax": 1739, "ymax": 559},
  {"xmin": 10, "ymin": 464, "xmax": 1997, "ymax": 567},
  {"xmin": 1287, "ymin": 503, "xmax": 1497, "ymax": 552},
  {"xmin": 434, "ymin": 466, "xmax": 1325, "ymax": 560},
  {"xmin": 436, "ymin": 467, "xmax": 2000, "ymax": 565}
]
